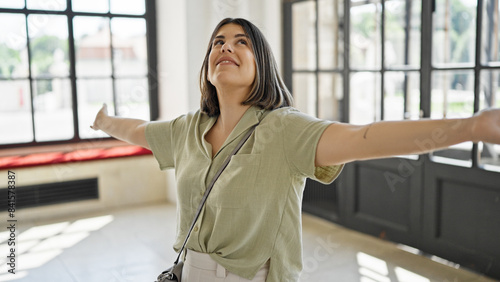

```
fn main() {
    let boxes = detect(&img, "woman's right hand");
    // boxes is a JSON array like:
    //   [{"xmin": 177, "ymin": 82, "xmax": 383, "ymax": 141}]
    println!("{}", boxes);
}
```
[
  {"xmin": 89, "ymin": 103, "xmax": 150, "ymax": 148},
  {"xmin": 90, "ymin": 104, "xmax": 109, "ymax": 131}
]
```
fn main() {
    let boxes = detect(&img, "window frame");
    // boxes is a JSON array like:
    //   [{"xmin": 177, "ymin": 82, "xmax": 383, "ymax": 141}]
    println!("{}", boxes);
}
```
[
  {"xmin": 0, "ymin": 0, "xmax": 158, "ymax": 149},
  {"xmin": 283, "ymin": 0, "xmax": 500, "ymax": 171}
]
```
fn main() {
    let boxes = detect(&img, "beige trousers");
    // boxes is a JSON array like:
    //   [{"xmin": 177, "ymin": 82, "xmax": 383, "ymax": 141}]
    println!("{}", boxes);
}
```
[{"xmin": 181, "ymin": 250, "xmax": 269, "ymax": 282}]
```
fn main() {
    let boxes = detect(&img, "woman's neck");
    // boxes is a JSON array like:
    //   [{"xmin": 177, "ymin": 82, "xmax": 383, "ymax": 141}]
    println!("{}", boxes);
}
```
[
  {"xmin": 204, "ymin": 93, "xmax": 251, "ymax": 158},
  {"xmin": 215, "ymin": 87, "xmax": 252, "ymax": 133},
  {"xmin": 216, "ymin": 101, "xmax": 251, "ymax": 134}
]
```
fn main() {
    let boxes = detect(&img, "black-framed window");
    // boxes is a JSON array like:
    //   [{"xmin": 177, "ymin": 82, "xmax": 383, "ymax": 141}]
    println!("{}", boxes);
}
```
[
  {"xmin": 0, "ymin": 0, "xmax": 157, "ymax": 148},
  {"xmin": 430, "ymin": 0, "xmax": 499, "ymax": 170},
  {"xmin": 283, "ymin": 0, "xmax": 500, "ymax": 170}
]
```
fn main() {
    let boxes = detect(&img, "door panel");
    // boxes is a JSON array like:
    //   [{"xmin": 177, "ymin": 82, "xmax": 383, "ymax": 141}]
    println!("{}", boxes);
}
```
[{"xmin": 422, "ymin": 162, "xmax": 500, "ymax": 277}]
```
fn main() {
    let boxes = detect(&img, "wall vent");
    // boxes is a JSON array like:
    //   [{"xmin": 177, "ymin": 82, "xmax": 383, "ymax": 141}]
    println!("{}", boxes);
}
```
[{"xmin": 0, "ymin": 178, "xmax": 98, "ymax": 211}]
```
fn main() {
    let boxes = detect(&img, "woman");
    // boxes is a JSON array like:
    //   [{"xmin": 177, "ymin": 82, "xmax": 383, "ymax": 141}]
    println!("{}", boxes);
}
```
[{"xmin": 91, "ymin": 18, "xmax": 500, "ymax": 282}]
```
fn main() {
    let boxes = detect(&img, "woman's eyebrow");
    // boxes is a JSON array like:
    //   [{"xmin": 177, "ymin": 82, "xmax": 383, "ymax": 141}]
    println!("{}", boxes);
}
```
[{"xmin": 214, "ymin": 34, "xmax": 248, "ymax": 39}]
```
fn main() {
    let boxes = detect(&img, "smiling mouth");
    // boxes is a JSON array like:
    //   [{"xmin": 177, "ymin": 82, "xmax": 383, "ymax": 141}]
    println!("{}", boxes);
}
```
[{"xmin": 216, "ymin": 58, "xmax": 239, "ymax": 66}]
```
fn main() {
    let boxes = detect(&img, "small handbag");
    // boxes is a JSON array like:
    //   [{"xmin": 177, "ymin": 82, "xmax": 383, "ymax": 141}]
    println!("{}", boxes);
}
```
[{"xmin": 155, "ymin": 124, "xmax": 259, "ymax": 282}]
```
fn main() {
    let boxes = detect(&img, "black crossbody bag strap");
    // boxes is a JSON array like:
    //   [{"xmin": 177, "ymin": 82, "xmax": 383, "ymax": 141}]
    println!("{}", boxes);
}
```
[{"xmin": 173, "ymin": 123, "xmax": 259, "ymax": 265}]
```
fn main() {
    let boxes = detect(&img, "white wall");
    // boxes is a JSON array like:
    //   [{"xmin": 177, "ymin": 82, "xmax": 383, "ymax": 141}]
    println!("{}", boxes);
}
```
[
  {"xmin": 156, "ymin": 0, "xmax": 283, "ymax": 202},
  {"xmin": 1, "ymin": 156, "xmax": 167, "ymax": 222}
]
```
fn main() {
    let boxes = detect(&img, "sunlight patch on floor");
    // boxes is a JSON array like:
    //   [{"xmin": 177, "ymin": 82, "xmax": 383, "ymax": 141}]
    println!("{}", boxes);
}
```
[
  {"xmin": 357, "ymin": 252, "xmax": 432, "ymax": 282},
  {"xmin": 0, "ymin": 215, "xmax": 113, "ymax": 281}
]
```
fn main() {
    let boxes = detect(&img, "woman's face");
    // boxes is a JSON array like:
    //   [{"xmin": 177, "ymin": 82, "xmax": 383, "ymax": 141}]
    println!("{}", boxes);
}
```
[{"xmin": 207, "ymin": 23, "xmax": 256, "ymax": 94}]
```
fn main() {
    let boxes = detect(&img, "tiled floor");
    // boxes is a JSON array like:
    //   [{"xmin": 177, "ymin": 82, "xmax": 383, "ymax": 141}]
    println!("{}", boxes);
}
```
[{"xmin": 0, "ymin": 203, "xmax": 497, "ymax": 282}]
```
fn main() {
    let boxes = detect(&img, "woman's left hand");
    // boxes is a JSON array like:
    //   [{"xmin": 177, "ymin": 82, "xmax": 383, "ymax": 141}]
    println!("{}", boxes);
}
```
[{"xmin": 470, "ymin": 108, "xmax": 500, "ymax": 144}]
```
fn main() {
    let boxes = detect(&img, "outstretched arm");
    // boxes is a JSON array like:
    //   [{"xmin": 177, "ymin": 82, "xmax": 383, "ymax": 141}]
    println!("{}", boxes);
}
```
[
  {"xmin": 91, "ymin": 104, "xmax": 150, "ymax": 149},
  {"xmin": 315, "ymin": 108, "xmax": 500, "ymax": 166}
]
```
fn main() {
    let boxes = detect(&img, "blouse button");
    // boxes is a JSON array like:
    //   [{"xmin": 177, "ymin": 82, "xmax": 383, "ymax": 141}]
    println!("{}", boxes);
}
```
[{"xmin": 194, "ymin": 226, "xmax": 199, "ymax": 232}]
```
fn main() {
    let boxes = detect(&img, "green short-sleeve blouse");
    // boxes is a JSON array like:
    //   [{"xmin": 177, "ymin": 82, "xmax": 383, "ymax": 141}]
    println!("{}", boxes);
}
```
[{"xmin": 145, "ymin": 106, "xmax": 343, "ymax": 282}]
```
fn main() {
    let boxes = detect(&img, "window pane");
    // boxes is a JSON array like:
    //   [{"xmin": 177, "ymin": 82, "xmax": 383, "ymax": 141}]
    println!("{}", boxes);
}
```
[
  {"xmin": 430, "ymin": 70, "xmax": 474, "ymax": 166},
  {"xmin": 431, "ymin": 70, "xmax": 474, "ymax": 119},
  {"xmin": 77, "ymin": 78, "xmax": 114, "ymax": 139},
  {"xmin": 72, "ymin": 0, "xmax": 109, "ymax": 13},
  {"xmin": 318, "ymin": 73, "xmax": 343, "ymax": 121},
  {"xmin": 350, "ymin": 72, "xmax": 381, "ymax": 124},
  {"xmin": 0, "ymin": 80, "xmax": 33, "ymax": 144},
  {"xmin": 318, "ymin": 0, "xmax": 344, "ymax": 70},
  {"xmin": 110, "ymin": 0, "xmax": 145, "ymax": 15},
  {"xmin": 111, "ymin": 18, "xmax": 147, "ymax": 77},
  {"xmin": 350, "ymin": 0, "xmax": 382, "ymax": 70},
  {"xmin": 74, "ymin": 17, "xmax": 112, "ymax": 77},
  {"xmin": 480, "ymin": 71, "xmax": 500, "ymax": 109},
  {"xmin": 482, "ymin": 0, "xmax": 500, "ymax": 64},
  {"xmin": 433, "ymin": 0, "xmax": 477, "ymax": 66},
  {"xmin": 28, "ymin": 15, "xmax": 69, "ymax": 78},
  {"xmin": 33, "ymin": 79, "xmax": 74, "ymax": 142},
  {"xmin": 27, "ymin": 0, "xmax": 66, "ymax": 11},
  {"xmin": 293, "ymin": 73, "xmax": 317, "ymax": 117},
  {"xmin": 479, "ymin": 70, "xmax": 500, "ymax": 169},
  {"xmin": 0, "ymin": 0, "xmax": 24, "ymax": 9},
  {"xmin": 385, "ymin": 0, "xmax": 421, "ymax": 68},
  {"xmin": 115, "ymin": 78, "xmax": 150, "ymax": 120},
  {"xmin": 292, "ymin": 1, "xmax": 317, "ymax": 70},
  {"xmin": 384, "ymin": 71, "xmax": 420, "ymax": 121},
  {"xmin": 0, "ymin": 14, "xmax": 29, "ymax": 78}
]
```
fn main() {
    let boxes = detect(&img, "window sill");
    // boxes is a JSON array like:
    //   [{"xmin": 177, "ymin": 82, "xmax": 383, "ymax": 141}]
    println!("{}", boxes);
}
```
[{"xmin": 0, "ymin": 140, "xmax": 152, "ymax": 170}]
